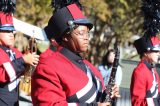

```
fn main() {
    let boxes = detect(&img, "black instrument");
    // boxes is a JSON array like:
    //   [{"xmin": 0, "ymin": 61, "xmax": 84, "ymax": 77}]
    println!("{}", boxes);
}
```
[{"xmin": 100, "ymin": 43, "xmax": 120, "ymax": 103}]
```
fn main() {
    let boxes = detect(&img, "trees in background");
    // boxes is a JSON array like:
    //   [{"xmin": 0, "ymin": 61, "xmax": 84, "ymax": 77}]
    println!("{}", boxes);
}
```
[
  {"xmin": 81, "ymin": 0, "xmax": 143, "ymax": 64},
  {"xmin": 16, "ymin": 0, "xmax": 52, "ymax": 27},
  {"xmin": 15, "ymin": 0, "xmax": 142, "ymax": 64}
]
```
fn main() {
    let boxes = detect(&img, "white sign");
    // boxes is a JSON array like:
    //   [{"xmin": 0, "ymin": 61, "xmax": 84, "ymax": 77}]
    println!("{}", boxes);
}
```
[{"xmin": 13, "ymin": 18, "xmax": 48, "ymax": 41}]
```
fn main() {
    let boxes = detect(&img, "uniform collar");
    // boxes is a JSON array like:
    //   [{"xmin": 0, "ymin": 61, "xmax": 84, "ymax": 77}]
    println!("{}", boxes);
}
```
[
  {"xmin": 143, "ymin": 60, "xmax": 155, "ymax": 70},
  {"xmin": 60, "ymin": 47, "xmax": 83, "ymax": 62},
  {"xmin": 50, "ymin": 45, "xmax": 57, "ymax": 52},
  {"xmin": 0, "ymin": 45, "xmax": 10, "ymax": 51},
  {"xmin": 59, "ymin": 47, "xmax": 87, "ymax": 73}
]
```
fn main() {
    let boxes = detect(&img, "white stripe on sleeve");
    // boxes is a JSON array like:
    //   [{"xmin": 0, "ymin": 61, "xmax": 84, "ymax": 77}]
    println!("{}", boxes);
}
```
[
  {"xmin": 146, "ymin": 98, "xmax": 155, "ymax": 106},
  {"xmin": 3, "ymin": 62, "xmax": 16, "ymax": 81},
  {"xmin": 8, "ymin": 79, "xmax": 20, "ymax": 91}
]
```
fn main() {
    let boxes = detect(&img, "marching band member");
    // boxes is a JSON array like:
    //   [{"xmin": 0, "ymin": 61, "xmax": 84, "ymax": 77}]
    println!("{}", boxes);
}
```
[
  {"xmin": 31, "ymin": 1, "xmax": 120, "ymax": 106},
  {"xmin": 0, "ymin": 0, "xmax": 39, "ymax": 105},
  {"xmin": 131, "ymin": 36, "xmax": 160, "ymax": 106},
  {"xmin": 130, "ymin": 0, "xmax": 160, "ymax": 105}
]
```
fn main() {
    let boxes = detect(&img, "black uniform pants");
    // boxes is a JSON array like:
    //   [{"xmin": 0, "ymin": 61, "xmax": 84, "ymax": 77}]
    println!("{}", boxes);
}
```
[{"xmin": 0, "ymin": 99, "xmax": 19, "ymax": 106}]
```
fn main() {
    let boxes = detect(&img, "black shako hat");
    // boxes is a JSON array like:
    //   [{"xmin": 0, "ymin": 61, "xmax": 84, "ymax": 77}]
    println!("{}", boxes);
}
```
[
  {"xmin": 134, "ymin": 0, "xmax": 160, "ymax": 55},
  {"xmin": 134, "ymin": 36, "xmax": 160, "ymax": 55},
  {"xmin": 44, "ymin": 3, "xmax": 93, "ymax": 40}
]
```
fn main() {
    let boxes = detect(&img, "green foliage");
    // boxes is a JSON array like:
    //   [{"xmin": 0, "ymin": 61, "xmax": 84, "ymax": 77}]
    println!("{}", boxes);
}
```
[
  {"xmin": 14, "ymin": 0, "xmax": 52, "ymax": 53},
  {"xmin": 107, "ymin": 0, "xmax": 143, "ymax": 42},
  {"xmin": 15, "ymin": 0, "xmax": 143, "ymax": 64},
  {"xmin": 81, "ymin": 0, "xmax": 111, "ymax": 22},
  {"xmin": 16, "ymin": 0, "xmax": 52, "ymax": 27},
  {"xmin": 82, "ymin": 0, "xmax": 143, "ymax": 64}
]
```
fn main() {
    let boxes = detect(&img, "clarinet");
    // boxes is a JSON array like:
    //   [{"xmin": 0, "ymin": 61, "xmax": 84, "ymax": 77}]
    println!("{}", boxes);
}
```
[{"xmin": 100, "ymin": 43, "xmax": 120, "ymax": 103}]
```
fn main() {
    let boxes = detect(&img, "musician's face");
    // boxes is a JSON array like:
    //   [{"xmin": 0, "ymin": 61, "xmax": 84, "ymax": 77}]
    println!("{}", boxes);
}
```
[
  {"xmin": 145, "ymin": 51, "xmax": 160, "ymax": 63},
  {"xmin": 63, "ymin": 25, "xmax": 90, "ymax": 53},
  {"xmin": 0, "ymin": 31, "xmax": 15, "ymax": 47},
  {"xmin": 108, "ymin": 51, "xmax": 115, "ymax": 64}
]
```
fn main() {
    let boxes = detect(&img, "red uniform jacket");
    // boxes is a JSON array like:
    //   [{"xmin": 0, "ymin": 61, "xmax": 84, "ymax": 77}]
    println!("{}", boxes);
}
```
[
  {"xmin": 130, "ymin": 60, "xmax": 160, "ymax": 106},
  {"xmin": 31, "ymin": 46, "xmax": 105, "ymax": 106},
  {"xmin": 0, "ymin": 46, "xmax": 26, "ymax": 105}
]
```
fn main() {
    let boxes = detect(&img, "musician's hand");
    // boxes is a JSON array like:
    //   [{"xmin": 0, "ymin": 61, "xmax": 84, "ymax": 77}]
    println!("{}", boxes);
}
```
[
  {"xmin": 111, "ymin": 84, "xmax": 121, "ymax": 98},
  {"xmin": 22, "ymin": 52, "xmax": 39, "ymax": 66},
  {"xmin": 98, "ymin": 102, "xmax": 111, "ymax": 106}
]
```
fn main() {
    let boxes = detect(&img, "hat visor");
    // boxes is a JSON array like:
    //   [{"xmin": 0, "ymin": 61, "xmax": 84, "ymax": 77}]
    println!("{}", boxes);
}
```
[
  {"xmin": 150, "ymin": 45, "xmax": 160, "ymax": 52},
  {"xmin": 0, "ymin": 25, "xmax": 15, "ymax": 31},
  {"xmin": 73, "ymin": 19, "xmax": 93, "ymax": 30}
]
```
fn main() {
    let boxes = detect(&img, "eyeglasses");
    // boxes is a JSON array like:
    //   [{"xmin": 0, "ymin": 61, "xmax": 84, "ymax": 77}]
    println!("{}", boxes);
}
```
[{"xmin": 72, "ymin": 31, "xmax": 90, "ymax": 39}]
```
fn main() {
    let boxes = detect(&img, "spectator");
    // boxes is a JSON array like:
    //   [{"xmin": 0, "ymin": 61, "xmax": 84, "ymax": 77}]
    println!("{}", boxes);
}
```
[{"xmin": 98, "ymin": 49, "xmax": 122, "ymax": 86}]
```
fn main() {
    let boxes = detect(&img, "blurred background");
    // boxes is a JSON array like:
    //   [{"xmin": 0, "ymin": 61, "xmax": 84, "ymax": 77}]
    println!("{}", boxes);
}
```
[
  {"xmin": 14, "ymin": 0, "xmax": 143, "ymax": 63},
  {"xmin": 14, "ymin": 0, "xmax": 149, "ymax": 106}
]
